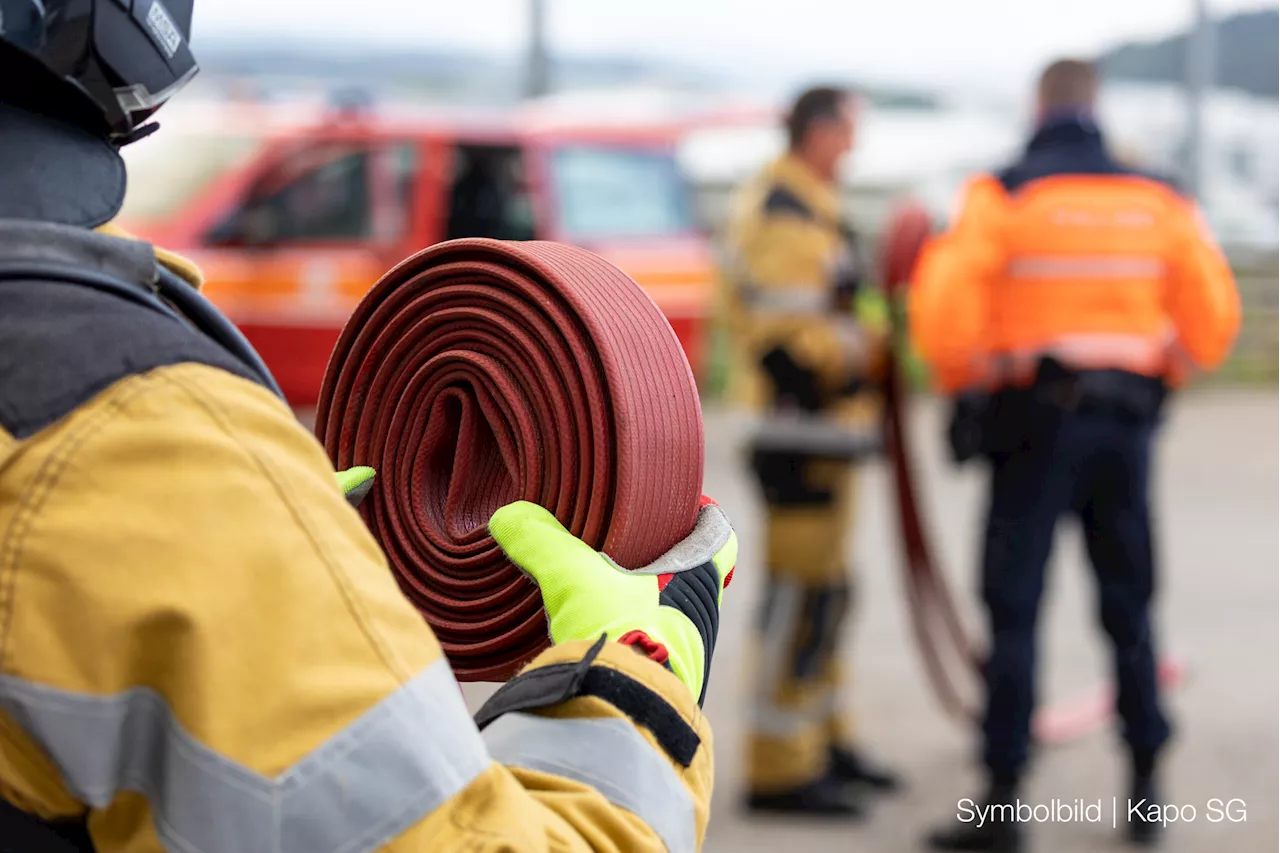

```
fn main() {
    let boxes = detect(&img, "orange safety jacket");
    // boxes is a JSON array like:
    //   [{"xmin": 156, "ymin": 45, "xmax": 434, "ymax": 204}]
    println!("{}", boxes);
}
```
[{"xmin": 909, "ymin": 116, "xmax": 1241, "ymax": 393}]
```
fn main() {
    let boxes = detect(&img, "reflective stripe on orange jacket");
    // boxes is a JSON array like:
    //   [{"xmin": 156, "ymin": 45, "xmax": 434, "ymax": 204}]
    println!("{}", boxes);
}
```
[{"xmin": 909, "ymin": 128, "xmax": 1240, "ymax": 393}]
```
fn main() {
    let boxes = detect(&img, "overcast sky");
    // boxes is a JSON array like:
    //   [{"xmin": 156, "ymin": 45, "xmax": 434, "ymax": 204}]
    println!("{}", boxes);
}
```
[{"xmin": 194, "ymin": 0, "xmax": 1275, "ymax": 94}]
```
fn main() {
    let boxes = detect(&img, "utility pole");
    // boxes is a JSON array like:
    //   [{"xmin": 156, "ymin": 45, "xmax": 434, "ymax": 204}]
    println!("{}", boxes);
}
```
[
  {"xmin": 1185, "ymin": 0, "xmax": 1215, "ymax": 200},
  {"xmin": 525, "ymin": 0, "xmax": 551, "ymax": 99}
]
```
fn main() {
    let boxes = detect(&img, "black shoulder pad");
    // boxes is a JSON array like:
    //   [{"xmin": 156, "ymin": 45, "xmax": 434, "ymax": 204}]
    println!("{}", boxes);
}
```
[
  {"xmin": 0, "ymin": 277, "xmax": 261, "ymax": 439},
  {"xmin": 762, "ymin": 185, "xmax": 814, "ymax": 220},
  {"xmin": 995, "ymin": 164, "xmax": 1023, "ymax": 193},
  {"xmin": 999, "ymin": 158, "xmax": 1182, "ymax": 196}
]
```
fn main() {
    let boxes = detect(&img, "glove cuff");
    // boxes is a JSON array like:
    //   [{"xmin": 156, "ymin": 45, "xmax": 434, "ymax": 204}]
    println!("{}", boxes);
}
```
[{"xmin": 473, "ymin": 635, "xmax": 702, "ymax": 767}]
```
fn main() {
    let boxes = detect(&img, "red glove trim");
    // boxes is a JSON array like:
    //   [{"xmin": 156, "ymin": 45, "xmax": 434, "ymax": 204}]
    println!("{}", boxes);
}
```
[
  {"xmin": 617, "ymin": 629, "xmax": 671, "ymax": 665},
  {"xmin": 698, "ymin": 493, "xmax": 734, "ymax": 588}
]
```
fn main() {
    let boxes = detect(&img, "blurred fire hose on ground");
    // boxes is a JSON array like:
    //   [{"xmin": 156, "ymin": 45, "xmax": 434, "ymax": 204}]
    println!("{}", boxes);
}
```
[
  {"xmin": 875, "ymin": 203, "xmax": 1185, "ymax": 744},
  {"xmin": 877, "ymin": 203, "xmax": 984, "ymax": 724},
  {"xmin": 315, "ymin": 238, "xmax": 704, "ymax": 681}
]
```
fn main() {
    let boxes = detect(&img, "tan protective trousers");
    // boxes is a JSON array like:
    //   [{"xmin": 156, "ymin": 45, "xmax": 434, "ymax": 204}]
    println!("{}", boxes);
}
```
[{"xmin": 745, "ymin": 458, "xmax": 860, "ymax": 792}]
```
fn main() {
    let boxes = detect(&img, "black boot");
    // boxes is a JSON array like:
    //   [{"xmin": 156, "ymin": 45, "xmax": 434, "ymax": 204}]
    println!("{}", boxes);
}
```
[
  {"xmin": 829, "ymin": 746, "xmax": 903, "ymax": 793},
  {"xmin": 927, "ymin": 778, "xmax": 1024, "ymax": 853},
  {"xmin": 1127, "ymin": 751, "xmax": 1162, "ymax": 847},
  {"xmin": 745, "ymin": 771, "xmax": 868, "ymax": 818}
]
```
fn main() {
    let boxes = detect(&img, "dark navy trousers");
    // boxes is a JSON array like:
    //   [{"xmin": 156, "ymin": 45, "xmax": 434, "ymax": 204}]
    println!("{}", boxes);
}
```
[{"xmin": 980, "ymin": 407, "xmax": 1172, "ymax": 778}]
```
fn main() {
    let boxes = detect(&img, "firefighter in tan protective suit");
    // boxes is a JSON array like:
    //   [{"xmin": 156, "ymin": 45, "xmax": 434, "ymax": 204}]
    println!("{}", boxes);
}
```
[
  {"xmin": 0, "ymin": 3, "xmax": 737, "ymax": 851},
  {"xmin": 720, "ymin": 86, "xmax": 901, "ymax": 818}
]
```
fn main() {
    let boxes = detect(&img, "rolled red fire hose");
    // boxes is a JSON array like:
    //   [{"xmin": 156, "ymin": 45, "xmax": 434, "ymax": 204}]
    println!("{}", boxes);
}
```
[{"xmin": 315, "ymin": 238, "xmax": 704, "ymax": 681}]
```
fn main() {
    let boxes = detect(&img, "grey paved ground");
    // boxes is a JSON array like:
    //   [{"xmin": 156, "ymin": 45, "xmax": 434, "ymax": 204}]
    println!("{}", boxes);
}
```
[{"xmin": 451, "ymin": 391, "xmax": 1276, "ymax": 853}]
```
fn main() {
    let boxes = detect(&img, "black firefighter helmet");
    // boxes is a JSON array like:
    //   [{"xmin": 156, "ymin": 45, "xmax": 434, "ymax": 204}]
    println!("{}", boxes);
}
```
[{"xmin": 0, "ymin": 0, "xmax": 197, "ymax": 141}]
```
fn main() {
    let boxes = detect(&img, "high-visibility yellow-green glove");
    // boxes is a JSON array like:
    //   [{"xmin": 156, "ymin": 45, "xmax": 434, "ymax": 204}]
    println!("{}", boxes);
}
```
[
  {"xmin": 489, "ymin": 496, "xmax": 737, "ymax": 705},
  {"xmin": 335, "ymin": 466, "xmax": 376, "ymax": 508}
]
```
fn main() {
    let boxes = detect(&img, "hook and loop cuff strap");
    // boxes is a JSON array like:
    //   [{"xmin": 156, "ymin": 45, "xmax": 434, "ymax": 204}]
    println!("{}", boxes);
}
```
[{"xmin": 473, "ymin": 635, "xmax": 702, "ymax": 768}]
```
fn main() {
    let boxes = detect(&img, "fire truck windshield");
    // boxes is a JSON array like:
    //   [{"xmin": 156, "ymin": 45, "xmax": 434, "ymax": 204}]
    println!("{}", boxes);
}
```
[{"xmin": 551, "ymin": 145, "xmax": 695, "ymax": 242}]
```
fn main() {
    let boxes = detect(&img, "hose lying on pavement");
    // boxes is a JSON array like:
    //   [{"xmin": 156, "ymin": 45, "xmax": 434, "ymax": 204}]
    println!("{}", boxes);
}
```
[
  {"xmin": 881, "ymin": 329, "xmax": 983, "ymax": 721},
  {"xmin": 316, "ymin": 238, "xmax": 704, "ymax": 681}
]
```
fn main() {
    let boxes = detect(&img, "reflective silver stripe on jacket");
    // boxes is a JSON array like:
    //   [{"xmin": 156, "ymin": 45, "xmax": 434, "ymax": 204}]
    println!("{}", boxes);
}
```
[
  {"xmin": 745, "ymin": 412, "xmax": 882, "ymax": 458},
  {"xmin": 1006, "ymin": 255, "xmax": 1166, "ymax": 279},
  {"xmin": 484, "ymin": 712, "xmax": 696, "ymax": 853},
  {"xmin": 993, "ymin": 331, "xmax": 1173, "ymax": 379},
  {"xmin": 0, "ymin": 658, "xmax": 488, "ymax": 853},
  {"xmin": 738, "ymin": 284, "xmax": 832, "ymax": 316}
]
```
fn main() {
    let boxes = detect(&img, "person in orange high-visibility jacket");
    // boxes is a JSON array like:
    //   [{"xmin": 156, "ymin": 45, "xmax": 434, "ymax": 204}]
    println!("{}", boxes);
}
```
[
  {"xmin": 0, "ymin": 4, "xmax": 737, "ymax": 852},
  {"xmin": 912, "ymin": 59, "xmax": 1239, "ymax": 853}
]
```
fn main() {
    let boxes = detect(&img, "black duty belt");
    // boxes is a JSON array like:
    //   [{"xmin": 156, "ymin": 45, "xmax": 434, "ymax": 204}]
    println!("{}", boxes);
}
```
[
  {"xmin": 1028, "ymin": 364, "xmax": 1168, "ymax": 423},
  {"xmin": 947, "ymin": 363, "xmax": 1168, "ymax": 466}
]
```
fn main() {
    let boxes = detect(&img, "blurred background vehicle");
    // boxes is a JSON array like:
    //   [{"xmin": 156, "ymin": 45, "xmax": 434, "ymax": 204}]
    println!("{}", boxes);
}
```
[{"xmin": 118, "ymin": 96, "xmax": 728, "ymax": 404}]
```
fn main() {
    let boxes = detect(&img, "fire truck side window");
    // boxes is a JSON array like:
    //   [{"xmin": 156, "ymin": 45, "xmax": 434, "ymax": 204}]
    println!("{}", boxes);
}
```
[
  {"xmin": 257, "ymin": 148, "xmax": 372, "ymax": 241},
  {"xmin": 209, "ymin": 141, "xmax": 422, "ymax": 248},
  {"xmin": 445, "ymin": 144, "xmax": 536, "ymax": 241}
]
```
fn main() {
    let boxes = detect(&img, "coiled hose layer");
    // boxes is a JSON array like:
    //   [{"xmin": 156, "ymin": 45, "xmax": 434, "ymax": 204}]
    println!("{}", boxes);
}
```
[{"xmin": 316, "ymin": 239, "xmax": 704, "ymax": 681}]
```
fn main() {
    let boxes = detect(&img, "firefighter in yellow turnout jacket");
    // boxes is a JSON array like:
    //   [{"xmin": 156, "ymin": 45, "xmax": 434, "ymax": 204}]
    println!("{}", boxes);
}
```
[
  {"xmin": 721, "ymin": 87, "xmax": 900, "ymax": 817},
  {"xmin": 0, "ymin": 3, "xmax": 738, "ymax": 852}
]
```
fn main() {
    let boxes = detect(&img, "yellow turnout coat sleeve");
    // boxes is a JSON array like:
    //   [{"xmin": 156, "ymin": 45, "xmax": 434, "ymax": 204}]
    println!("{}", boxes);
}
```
[{"xmin": 0, "ymin": 363, "xmax": 713, "ymax": 852}]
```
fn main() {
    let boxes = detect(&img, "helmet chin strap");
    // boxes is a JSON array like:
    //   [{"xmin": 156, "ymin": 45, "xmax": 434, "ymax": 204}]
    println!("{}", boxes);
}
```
[{"xmin": 114, "ymin": 120, "xmax": 160, "ymax": 147}]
